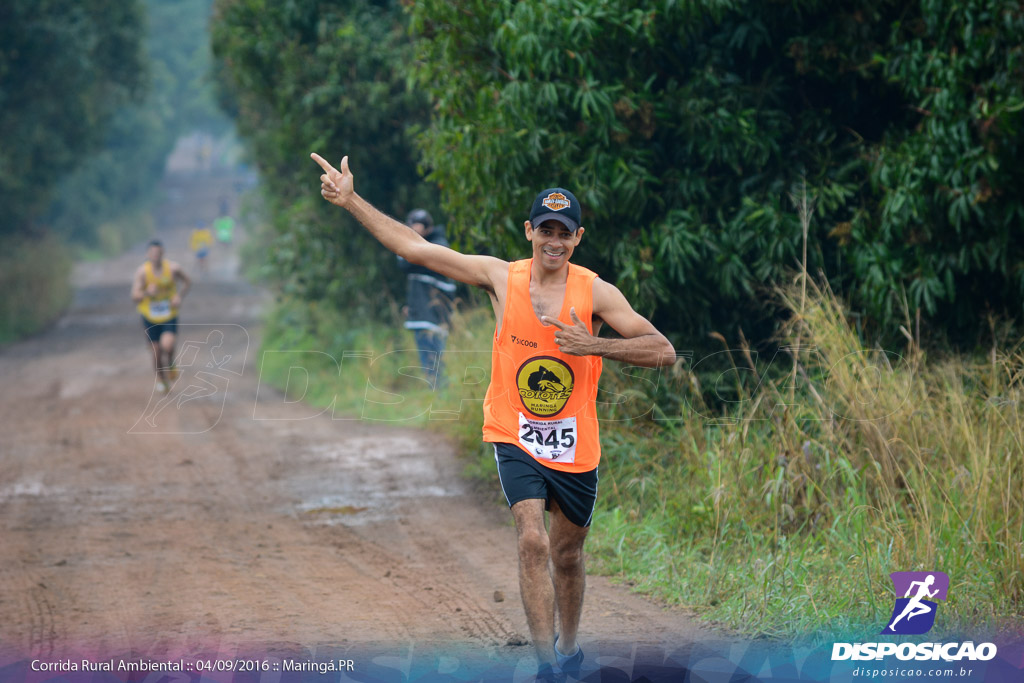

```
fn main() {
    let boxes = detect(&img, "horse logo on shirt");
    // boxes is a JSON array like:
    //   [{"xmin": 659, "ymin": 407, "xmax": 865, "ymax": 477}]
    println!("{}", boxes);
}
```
[{"xmin": 517, "ymin": 356, "xmax": 574, "ymax": 417}]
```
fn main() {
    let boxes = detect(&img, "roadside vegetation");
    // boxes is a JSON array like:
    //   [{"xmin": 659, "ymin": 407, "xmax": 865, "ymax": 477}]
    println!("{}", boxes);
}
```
[{"xmin": 0, "ymin": 234, "xmax": 73, "ymax": 345}]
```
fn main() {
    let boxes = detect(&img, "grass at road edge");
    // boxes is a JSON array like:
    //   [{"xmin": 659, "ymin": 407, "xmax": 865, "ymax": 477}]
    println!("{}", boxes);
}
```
[{"xmin": 0, "ymin": 233, "xmax": 73, "ymax": 345}]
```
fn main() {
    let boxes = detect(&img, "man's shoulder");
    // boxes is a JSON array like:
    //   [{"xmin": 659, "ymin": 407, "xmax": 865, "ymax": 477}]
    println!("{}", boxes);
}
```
[
  {"xmin": 589, "ymin": 275, "xmax": 629, "ymax": 313},
  {"xmin": 569, "ymin": 262, "xmax": 601, "ymax": 280}
]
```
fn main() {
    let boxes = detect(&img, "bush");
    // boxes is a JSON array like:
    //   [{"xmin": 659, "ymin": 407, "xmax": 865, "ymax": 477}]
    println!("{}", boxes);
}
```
[
  {"xmin": 212, "ymin": 0, "xmax": 438, "ymax": 312},
  {"xmin": 586, "ymin": 279, "xmax": 1024, "ymax": 637},
  {"xmin": 410, "ymin": 0, "xmax": 1024, "ymax": 347},
  {"xmin": 0, "ymin": 234, "xmax": 73, "ymax": 344}
]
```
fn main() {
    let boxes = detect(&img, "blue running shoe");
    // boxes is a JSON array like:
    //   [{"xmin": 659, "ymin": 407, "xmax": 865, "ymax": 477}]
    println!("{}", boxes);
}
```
[{"xmin": 554, "ymin": 636, "xmax": 584, "ymax": 679}]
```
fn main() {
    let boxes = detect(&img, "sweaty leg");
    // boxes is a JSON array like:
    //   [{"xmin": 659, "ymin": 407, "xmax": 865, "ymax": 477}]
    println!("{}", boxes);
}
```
[
  {"xmin": 159, "ymin": 331, "xmax": 176, "ymax": 384},
  {"xmin": 510, "ymin": 498, "xmax": 556, "ymax": 668},
  {"xmin": 549, "ymin": 498, "xmax": 589, "ymax": 656},
  {"xmin": 148, "ymin": 340, "xmax": 162, "ymax": 381}
]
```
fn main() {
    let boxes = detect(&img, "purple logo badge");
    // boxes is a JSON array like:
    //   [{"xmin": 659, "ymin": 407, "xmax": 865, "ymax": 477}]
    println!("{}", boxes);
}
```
[{"xmin": 882, "ymin": 571, "xmax": 949, "ymax": 635}]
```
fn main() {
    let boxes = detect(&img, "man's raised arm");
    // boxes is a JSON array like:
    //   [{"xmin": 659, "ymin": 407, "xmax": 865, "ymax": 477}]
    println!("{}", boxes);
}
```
[{"xmin": 311, "ymin": 153, "xmax": 503, "ymax": 290}]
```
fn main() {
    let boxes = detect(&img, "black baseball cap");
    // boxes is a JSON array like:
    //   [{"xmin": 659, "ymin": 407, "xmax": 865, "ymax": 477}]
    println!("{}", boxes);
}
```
[
  {"xmin": 405, "ymin": 209, "xmax": 433, "ymax": 227},
  {"xmin": 529, "ymin": 188, "xmax": 582, "ymax": 232}
]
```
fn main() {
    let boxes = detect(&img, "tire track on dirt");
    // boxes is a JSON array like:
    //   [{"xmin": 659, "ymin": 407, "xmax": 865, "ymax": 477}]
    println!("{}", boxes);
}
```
[
  {"xmin": 311, "ymin": 521, "xmax": 522, "ymax": 647},
  {"xmin": 0, "ymin": 563, "xmax": 62, "ymax": 659}
]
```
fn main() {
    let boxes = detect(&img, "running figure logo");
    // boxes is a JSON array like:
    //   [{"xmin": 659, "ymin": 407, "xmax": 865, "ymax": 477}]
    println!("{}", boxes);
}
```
[
  {"xmin": 882, "ymin": 571, "xmax": 949, "ymax": 635},
  {"xmin": 130, "ymin": 325, "xmax": 248, "ymax": 434}
]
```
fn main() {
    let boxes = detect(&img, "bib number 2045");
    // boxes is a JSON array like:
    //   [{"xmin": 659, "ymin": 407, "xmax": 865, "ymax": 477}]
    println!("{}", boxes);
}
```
[{"xmin": 517, "ymin": 414, "xmax": 577, "ymax": 463}]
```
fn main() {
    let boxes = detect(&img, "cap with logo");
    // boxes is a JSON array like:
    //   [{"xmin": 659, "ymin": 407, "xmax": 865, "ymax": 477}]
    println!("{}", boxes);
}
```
[{"xmin": 529, "ymin": 188, "xmax": 582, "ymax": 233}]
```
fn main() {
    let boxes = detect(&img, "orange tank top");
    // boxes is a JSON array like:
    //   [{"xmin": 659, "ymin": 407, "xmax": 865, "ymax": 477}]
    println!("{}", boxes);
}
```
[{"xmin": 482, "ymin": 259, "xmax": 603, "ymax": 473}]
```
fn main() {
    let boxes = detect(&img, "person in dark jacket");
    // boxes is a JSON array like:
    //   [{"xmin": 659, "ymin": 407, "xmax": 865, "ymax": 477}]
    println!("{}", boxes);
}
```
[{"xmin": 398, "ymin": 209, "xmax": 455, "ymax": 389}]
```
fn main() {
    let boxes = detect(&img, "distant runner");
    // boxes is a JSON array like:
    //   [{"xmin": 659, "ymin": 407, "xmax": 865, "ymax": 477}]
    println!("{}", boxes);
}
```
[
  {"xmin": 313, "ymin": 153, "xmax": 676, "ymax": 681},
  {"xmin": 214, "ymin": 215, "xmax": 235, "ymax": 245},
  {"xmin": 131, "ymin": 239, "xmax": 190, "ymax": 392},
  {"xmin": 190, "ymin": 222, "xmax": 214, "ymax": 274}
]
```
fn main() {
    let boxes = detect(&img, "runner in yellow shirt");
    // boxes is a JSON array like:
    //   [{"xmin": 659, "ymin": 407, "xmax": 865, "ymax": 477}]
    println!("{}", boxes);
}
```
[
  {"xmin": 131, "ymin": 239, "xmax": 191, "ymax": 392},
  {"xmin": 190, "ymin": 223, "xmax": 214, "ymax": 275}
]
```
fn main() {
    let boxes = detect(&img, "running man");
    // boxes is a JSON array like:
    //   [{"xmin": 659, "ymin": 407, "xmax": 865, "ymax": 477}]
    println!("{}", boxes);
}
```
[
  {"xmin": 312, "ymin": 153, "xmax": 676, "ymax": 680},
  {"xmin": 214, "ymin": 214, "xmax": 235, "ymax": 245},
  {"xmin": 131, "ymin": 239, "xmax": 190, "ymax": 392},
  {"xmin": 887, "ymin": 574, "xmax": 939, "ymax": 632},
  {"xmin": 190, "ymin": 222, "xmax": 214, "ymax": 274}
]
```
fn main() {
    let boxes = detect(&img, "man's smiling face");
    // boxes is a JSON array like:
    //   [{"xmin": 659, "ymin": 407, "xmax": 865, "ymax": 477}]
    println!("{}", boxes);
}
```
[{"xmin": 525, "ymin": 220, "xmax": 584, "ymax": 271}]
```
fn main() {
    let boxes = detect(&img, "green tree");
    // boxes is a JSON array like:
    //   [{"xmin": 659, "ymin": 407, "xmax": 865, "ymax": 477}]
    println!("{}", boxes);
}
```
[
  {"xmin": 212, "ymin": 0, "xmax": 435, "ymax": 306},
  {"xmin": 149, "ymin": 0, "xmax": 232, "ymax": 135},
  {"xmin": 45, "ymin": 0, "xmax": 234, "ymax": 248},
  {"xmin": 0, "ymin": 0, "xmax": 148, "ymax": 235},
  {"xmin": 852, "ymin": 0, "xmax": 1024, "ymax": 339},
  {"xmin": 410, "ymin": 0, "xmax": 1024, "ymax": 346}
]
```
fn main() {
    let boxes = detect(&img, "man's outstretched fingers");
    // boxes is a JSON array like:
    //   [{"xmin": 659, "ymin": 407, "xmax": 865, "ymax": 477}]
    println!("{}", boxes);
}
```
[
  {"xmin": 570, "ymin": 307, "xmax": 584, "ymax": 325},
  {"xmin": 541, "ymin": 315, "xmax": 568, "ymax": 330},
  {"xmin": 310, "ymin": 152, "xmax": 336, "ymax": 174}
]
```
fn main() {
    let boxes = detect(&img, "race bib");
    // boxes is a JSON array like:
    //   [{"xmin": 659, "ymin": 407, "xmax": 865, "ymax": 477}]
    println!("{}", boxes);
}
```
[
  {"xmin": 518, "ymin": 413, "xmax": 577, "ymax": 464},
  {"xmin": 149, "ymin": 299, "xmax": 171, "ymax": 319}
]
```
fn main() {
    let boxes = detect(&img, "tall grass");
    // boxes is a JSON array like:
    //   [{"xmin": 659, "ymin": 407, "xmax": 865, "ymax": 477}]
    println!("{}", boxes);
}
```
[
  {"xmin": 0, "ymin": 233, "xmax": 73, "ymax": 345},
  {"xmin": 587, "ymin": 279, "xmax": 1023, "ymax": 639},
  {"xmin": 256, "ymin": 285, "xmax": 1024, "ymax": 639}
]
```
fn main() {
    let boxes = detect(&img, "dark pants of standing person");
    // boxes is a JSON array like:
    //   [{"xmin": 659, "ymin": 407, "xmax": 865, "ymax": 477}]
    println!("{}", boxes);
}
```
[{"xmin": 413, "ymin": 328, "xmax": 447, "ymax": 390}]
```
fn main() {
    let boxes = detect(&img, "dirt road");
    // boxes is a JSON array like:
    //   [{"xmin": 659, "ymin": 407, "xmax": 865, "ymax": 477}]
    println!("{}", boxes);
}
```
[{"xmin": 0, "ymin": 172, "xmax": 721, "ymax": 680}]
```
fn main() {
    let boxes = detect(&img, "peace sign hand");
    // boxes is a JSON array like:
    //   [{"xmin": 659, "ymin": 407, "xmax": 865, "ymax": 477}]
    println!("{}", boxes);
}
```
[
  {"xmin": 311, "ymin": 153, "xmax": 354, "ymax": 208},
  {"xmin": 540, "ymin": 307, "xmax": 595, "ymax": 356}
]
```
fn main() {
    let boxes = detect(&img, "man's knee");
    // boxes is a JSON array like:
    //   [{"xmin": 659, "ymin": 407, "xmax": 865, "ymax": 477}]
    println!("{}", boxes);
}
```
[
  {"xmin": 551, "ymin": 541, "xmax": 584, "ymax": 572},
  {"xmin": 517, "ymin": 528, "xmax": 550, "ymax": 565}
]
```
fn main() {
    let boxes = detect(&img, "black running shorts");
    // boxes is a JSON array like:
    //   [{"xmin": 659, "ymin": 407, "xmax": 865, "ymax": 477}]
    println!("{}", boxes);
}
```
[
  {"xmin": 142, "ymin": 316, "xmax": 178, "ymax": 342},
  {"xmin": 491, "ymin": 441, "xmax": 599, "ymax": 528}
]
